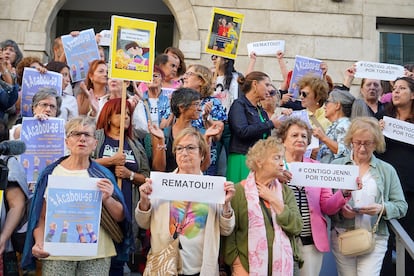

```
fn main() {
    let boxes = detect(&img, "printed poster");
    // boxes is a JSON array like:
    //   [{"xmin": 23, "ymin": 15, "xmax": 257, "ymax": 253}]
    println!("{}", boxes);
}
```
[
  {"xmin": 20, "ymin": 118, "xmax": 65, "ymax": 195},
  {"xmin": 206, "ymin": 8, "xmax": 244, "ymax": 60},
  {"xmin": 109, "ymin": 16, "xmax": 156, "ymax": 82},
  {"xmin": 150, "ymin": 171, "xmax": 226, "ymax": 204},
  {"xmin": 44, "ymin": 175, "xmax": 102, "ymax": 256},
  {"xmin": 21, "ymin": 68, "xmax": 62, "ymax": 117},
  {"xmin": 355, "ymin": 61, "xmax": 404, "ymax": 81},
  {"xmin": 61, "ymin": 29, "xmax": 100, "ymax": 82},
  {"xmin": 288, "ymin": 55, "xmax": 323, "ymax": 99}
]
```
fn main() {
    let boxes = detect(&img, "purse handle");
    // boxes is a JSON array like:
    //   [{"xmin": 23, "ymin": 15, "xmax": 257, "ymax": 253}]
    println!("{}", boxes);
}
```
[{"xmin": 371, "ymin": 195, "xmax": 385, "ymax": 234}]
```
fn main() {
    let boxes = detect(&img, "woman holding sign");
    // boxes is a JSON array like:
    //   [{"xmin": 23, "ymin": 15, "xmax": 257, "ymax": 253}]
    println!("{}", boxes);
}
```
[
  {"xmin": 222, "ymin": 136, "xmax": 303, "ymax": 275},
  {"xmin": 22, "ymin": 116, "xmax": 132, "ymax": 275},
  {"xmin": 377, "ymin": 76, "xmax": 414, "ymax": 275},
  {"xmin": 330, "ymin": 117, "xmax": 407, "ymax": 276},
  {"xmin": 276, "ymin": 117, "xmax": 355, "ymax": 276},
  {"xmin": 135, "ymin": 127, "xmax": 235, "ymax": 276}
]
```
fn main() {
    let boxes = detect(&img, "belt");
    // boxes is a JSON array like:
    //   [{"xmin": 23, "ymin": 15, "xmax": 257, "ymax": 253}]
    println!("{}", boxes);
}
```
[{"xmin": 300, "ymin": 235, "xmax": 314, "ymax": 245}]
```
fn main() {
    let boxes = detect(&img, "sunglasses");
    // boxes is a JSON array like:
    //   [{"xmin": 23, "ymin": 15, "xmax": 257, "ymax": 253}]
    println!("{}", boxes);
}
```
[
  {"xmin": 211, "ymin": 55, "xmax": 217, "ymax": 61},
  {"xmin": 269, "ymin": 90, "xmax": 278, "ymax": 97},
  {"xmin": 300, "ymin": 91, "xmax": 309, "ymax": 98}
]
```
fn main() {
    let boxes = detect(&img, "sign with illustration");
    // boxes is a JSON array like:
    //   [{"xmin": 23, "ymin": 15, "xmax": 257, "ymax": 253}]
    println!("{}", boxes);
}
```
[
  {"xmin": 21, "ymin": 68, "xmax": 62, "ymax": 117},
  {"xmin": 150, "ymin": 171, "xmax": 226, "ymax": 204},
  {"xmin": 20, "ymin": 118, "xmax": 65, "ymax": 195},
  {"xmin": 61, "ymin": 29, "xmax": 100, "ymax": 82},
  {"xmin": 206, "ymin": 8, "xmax": 244, "ymax": 60},
  {"xmin": 44, "ymin": 175, "xmax": 102, "ymax": 256},
  {"xmin": 109, "ymin": 15, "xmax": 156, "ymax": 82},
  {"xmin": 288, "ymin": 55, "xmax": 323, "ymax": 99}
]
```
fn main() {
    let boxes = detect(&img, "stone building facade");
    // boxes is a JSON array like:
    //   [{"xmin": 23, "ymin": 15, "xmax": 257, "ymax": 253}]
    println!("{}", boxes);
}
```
[{"xmin": 1, "ymin": 0, "xmax": 413, "ymax": 87}]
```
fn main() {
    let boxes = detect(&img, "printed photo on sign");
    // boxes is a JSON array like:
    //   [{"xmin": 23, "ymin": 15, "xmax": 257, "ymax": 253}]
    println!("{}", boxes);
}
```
[
  {"xmin": 61, "ymin": 29, "xmax": 100, "ymax": 83},
  {"xmin": 383, "ymin": 116, "xmax": 414, "ymax": 146},
  {"xmin": 355, "ymin": 61, "xmax": 404, "ymax": 81},
  {"xmin": 205, "ymin": 8, "xmax": 244, "ymax": 60},
  {"xmin": 288, "ymin": 162, "xmax": 359, "ymax": 190},
  {"xmin": 288, "ymin": 55, "xmax": 323, "ymax": 99},
  {"xmin": 44, "ymin": 176, "xmax": 102, "ymax": 256},
  {"xmin": 150, "ymin": 171, "xmax": 226, "ymax": 204},
  {"xmin": 109, "ymin": 16, "xmax": 156, "ymax": 82},
  {"xmin": 21, "ymin": 68, "xmax": 62, "ymax": 117}
]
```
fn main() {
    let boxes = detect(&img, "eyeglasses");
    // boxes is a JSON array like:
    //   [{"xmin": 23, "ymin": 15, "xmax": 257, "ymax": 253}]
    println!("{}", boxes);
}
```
[
  {"xmin": 68, "ymin": 131, "xmax": 95, "ymax": 139},
  {"xmin": 190, "ymin": 101, "xmax": 202, "ymax": 108},
  {"xmin": 175, "ymin": 145, "xmax": 199, "ymax": 153},
  {"xmin": 211, "ymin": 55, "xmax": 217, "ymax": 61},
  {"xmin": 300, "ymin": 91, "xmax": 309, "ymax": 98},
  {"xmin": 325, "ymin": 98, "xmax": 335, "ymax": 104},
  {"xmin": 351, "ymin": 140, "xmax": 375, "ymax": 148},
  {"xmin": 184, "ymin": 71, "xmax": 200, "ymax": 78},
  {"xmin": 36, "ymin": 102, "xmax": 57, "ymax": 110}
]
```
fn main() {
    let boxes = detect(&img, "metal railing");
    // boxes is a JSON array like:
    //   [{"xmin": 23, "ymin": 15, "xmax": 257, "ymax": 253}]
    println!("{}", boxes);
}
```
[{"xmin": 388, "ymin": 219, "xmax": 414, "ymax": 276}]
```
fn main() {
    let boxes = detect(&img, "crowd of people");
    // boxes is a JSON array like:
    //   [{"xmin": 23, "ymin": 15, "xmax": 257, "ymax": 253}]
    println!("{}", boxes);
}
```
[{"xmin": 0, "ymin": 29, "xmax": 413, "ymax": 276}]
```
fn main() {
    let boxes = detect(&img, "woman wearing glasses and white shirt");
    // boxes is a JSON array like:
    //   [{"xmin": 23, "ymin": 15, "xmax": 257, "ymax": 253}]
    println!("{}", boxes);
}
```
[
  {"xmin": 10, "ymin": 87, "xmax": 62, "ymax": 140},
  {"xmin": 331, "ymin": 117, "xmax": 407, "ymax": 276}
]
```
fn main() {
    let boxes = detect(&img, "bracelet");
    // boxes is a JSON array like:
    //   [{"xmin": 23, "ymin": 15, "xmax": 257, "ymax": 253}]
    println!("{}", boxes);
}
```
[
  {"xmin": 129, "ymin": 171, "xmax": 135, "ymax": 181},
  {"xmin": 156, "ymin": 144, "xmax": 167, "ymax": 151}
]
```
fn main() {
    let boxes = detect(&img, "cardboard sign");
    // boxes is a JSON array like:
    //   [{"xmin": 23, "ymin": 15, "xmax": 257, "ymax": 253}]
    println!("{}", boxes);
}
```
[
  {"xmin": 247, "ymin": 40, "xmax": 285, "ymax": 56},
  {"xmin": 150, "ymin": 172, "xmax": 226, "ymax": 204}
]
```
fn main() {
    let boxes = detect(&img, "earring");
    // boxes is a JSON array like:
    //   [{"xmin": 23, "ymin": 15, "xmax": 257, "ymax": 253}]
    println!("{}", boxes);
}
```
[{"xmin": 108, "ymin": 121, "xmax": 111, "ymax": 125}]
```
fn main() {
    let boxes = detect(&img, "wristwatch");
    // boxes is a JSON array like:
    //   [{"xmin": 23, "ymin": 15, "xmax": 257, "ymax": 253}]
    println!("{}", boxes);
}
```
[{"xmin": 129, "ymin": 171, "xmax": 135, "ymax": 181}]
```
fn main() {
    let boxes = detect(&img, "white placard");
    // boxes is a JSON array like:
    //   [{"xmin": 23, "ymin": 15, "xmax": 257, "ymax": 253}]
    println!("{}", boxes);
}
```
[
  {"xmin": 355, "ymin": 61, "xmax": 404, "ymax": 81},
  {"xmin": 150, "ymin": 172, "xmax": 226, "ymax": 204},
  {"xmin": 247, "ymin": 40, "xmax": 285, "ymax": 56},
  {"xmin": 383, "ymin": 116, "xmax": 414, "ymax": 145},
  {"xmin": 99, "ymin": 30, "xmax": 111, "ymax": 46},
  {"xmin": 289, "ymin": 162, "xmax": 359, "ymax": 190}
]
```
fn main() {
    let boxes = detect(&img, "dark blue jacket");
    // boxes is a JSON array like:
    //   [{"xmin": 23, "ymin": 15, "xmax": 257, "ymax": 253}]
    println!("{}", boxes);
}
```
[{"xmin": 228, "ymin": 94, "xmax": 274, "ymax": 154}]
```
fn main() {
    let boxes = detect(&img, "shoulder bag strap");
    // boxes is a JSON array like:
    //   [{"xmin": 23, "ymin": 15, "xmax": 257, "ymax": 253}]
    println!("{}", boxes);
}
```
[{"xmin": 371, "ymin": 195, "xmax": 385, "ymax": 233}]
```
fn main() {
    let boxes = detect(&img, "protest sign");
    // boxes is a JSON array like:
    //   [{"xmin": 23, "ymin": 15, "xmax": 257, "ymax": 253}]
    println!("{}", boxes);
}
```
[
  {"xmin": 61, "ymin": 29, "xmax": 100, "ymax": 82},
  {"xmin": 20, "ymin": 118, "xmax": 65, "ymax": 195},
  {"xmin": 206, "ymin": 8, "xmax": 244, "ymax": 60},
  {"xmin": 21, "ymin": 68, "xmax": 62, "ymax": 117},
  {"xmin": 109, "ymin": 16, "xmax": 156, "ymax": 82},
  {"xmin": 150, "ymin": 172, "xmax": 226, "ymax": 204},
  {"xmin": 288, "ymin": 55, "xmax": 323, "ymax": 99},
  {"xmin": 44, "ymin": 176, "xmax": 102, "ymax": 256},
  {"xmin": 247, "ymin": 40, "xmax": 285, "ymax": 56},
  {"xmin": 355, "ymin": 61, "xmax": 404, "ymax": 81},
  {"xmin": 288, "ymin": 162, "xmax": 359, "ymax": 190},
  {"xmin": 383, "ymin": 116, "xmax": 414, "ymax": 145},
  {"xmin": 99, "ymin": 30, "xmax": 111, "ymax": 46}
]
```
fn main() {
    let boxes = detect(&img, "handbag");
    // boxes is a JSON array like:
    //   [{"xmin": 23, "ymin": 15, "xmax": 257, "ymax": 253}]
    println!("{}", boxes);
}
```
[
  {"xmin": 101, "ymin": 205, "xmax": 123, "ymax": 243},
  {"xmin": 143, "ymin": 238, "xmax": 182, "ymax": 276},
  {"xmin": 338, "ymin": 198, "xmax": 385, "ymax": 257},
  {"xmin": 143, "ymin": 202, "xmax": 190, "ymax": 276}
]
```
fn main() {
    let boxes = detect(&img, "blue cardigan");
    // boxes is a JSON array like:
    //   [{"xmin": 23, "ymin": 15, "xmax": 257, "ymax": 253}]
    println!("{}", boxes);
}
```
[{"xmin": 21, "ymin": 156, "xmax": 133, "ymax": 269}]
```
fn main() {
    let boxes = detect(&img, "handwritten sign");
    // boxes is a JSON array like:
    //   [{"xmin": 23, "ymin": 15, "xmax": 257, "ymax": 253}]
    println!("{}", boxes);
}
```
[
  {"xmin": 288, "ymin": 55, "xmax": 323, "ymax": 99},
  {"xmin": 383, "ymin": 116, "xmax": 414, "ymax": 145},
  {"xmin": 150, "ymin": 172, "xmax": 226, "ymax": 204},
  {"xmin": 247, "ymin": 40, "xmax": 285, "ymax": 56},
  {"xmin": 21, "ymin": 68, "xmax": 62, "ymax": 117},
  {"xmin": 289, "ymin": 162, "xmax": 359, "ymax": 190},
  {"xmin": 355, "ymin": 61, "xmax": 404, "ymax": 81},
  {"xmin": 44, "ymin": 176, "xmax": 102, "ymax": 256}
]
